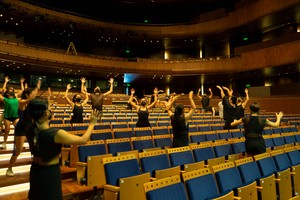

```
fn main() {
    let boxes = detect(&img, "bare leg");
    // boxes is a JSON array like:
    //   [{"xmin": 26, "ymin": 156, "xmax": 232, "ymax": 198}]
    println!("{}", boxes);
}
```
[
  {"xmin": 8, "ymin": 136, "xmax": 26, "ymax": 169},
  {"xmin": 212, "ymin": 107, "xmax": 215, "ymax": 116},
  {"xmin": 2, "ymin": 119, "xmax": 11, "ymax": 145}
]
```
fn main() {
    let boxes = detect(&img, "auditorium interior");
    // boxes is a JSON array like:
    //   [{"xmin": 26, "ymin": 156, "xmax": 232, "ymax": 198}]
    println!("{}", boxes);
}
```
[{"xmin": 0, "ymin": 0, "xmax": 300, "ymax": 199}]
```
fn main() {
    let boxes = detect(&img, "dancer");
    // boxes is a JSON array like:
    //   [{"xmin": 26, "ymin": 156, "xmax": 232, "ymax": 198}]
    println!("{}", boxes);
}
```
[
  {"xmin": 24, "ymin": 98, "xmax": 100, "ymax": 200},
  {"xmin": 5, "ymin": 79, "xmax": 41, "ymax": 177},
  {"xmin": 197, "ymin": 88, "xmax": 215, "ymax": 115},
  {"xmin": 216, "ymin": 85, "xmax": 238, "ymax": 130},
  {"xmin": 231, "ymin": 102, "xmax": 283, "ymax": 156},
  {"xmin": 128, "ymin": 87, "xmax": 158, "ymax": 127},
  {"xmin": 64, "ymin": 84, "xmax": 89, "ymax": 128},
  {"xmin": 166, "ymin": 91, "xmax": 196, "ymax": 147},
  {"xmin": 0, "ymin": 77, "xmax": 24, "ymax": 149},
  {"xmin": 80, "ymin": 77, "xmax": 114, "ymax": 113}
]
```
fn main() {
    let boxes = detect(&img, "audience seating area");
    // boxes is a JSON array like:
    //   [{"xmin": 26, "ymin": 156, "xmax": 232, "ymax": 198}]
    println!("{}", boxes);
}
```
[{"xmin": 1, "ymin": 104, "xmax": 300, "ymax": 199}]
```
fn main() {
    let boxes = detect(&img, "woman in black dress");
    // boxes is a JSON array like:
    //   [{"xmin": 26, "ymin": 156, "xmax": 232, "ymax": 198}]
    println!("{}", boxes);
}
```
[
  {"xmin": 231, "ymin": 102, "xmax": 283, "ymax": 156},
  {"xmin": 64, "ymin": 84, "xmax": 89, "ymax": 129},
  {"xmin": 25, "ymin": 98, "xmax": 100, "ymax": 200},
  {"xmin": 166, "ymin": 91, "xmax": 196, "ymax": 147},
  {"xmin": 128, "ymin": 88, "xmax": 158, "ymax": 127}
]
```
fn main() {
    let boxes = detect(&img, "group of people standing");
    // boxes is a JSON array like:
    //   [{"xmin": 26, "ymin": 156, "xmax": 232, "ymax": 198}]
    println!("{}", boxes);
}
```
[{"xmin": 0, "ymin": 77, "xmax": 284, "ymax": 199}]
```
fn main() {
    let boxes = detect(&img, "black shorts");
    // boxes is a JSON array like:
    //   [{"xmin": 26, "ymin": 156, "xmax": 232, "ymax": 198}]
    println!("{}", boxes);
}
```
[{"xmin": 4, "ymin": 117, "xmax": 18, "ymax": 123}]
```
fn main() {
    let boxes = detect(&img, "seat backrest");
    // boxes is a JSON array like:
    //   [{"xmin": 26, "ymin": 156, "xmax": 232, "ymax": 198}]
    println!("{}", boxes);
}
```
[
  {"xmin": 131, "ymin": 136, "xmax": 155, "ymax": 152},
  {"xmin": 106, "ymin": 138, "xmax": 132, "ymax": 155},
  {"xmin": 254, "ymin": 153, "xmax": 278, "ymax": 176},
  {"xmin": 90, "ymin": 129, "xmax": 113, "ymax": 140},
  {"xmin": 190, "ymin": 143, "xmax": 216, "ymax": 162},
  {"xmin": 205, "ymin": 131, "xmax": 219, "ymax": 141},
  {"xmin": 282, "ymin": 133, "xmax": 296, "ymax": 144},
  {"xmin": 212, "ymin": 162, "xmax": 244, "ymax": 193},
  {"xmin": 272, "ymin": 134, "xmax": 285, "ymax": 147},
  {"xmin": 78, "ymin": 141, "xmax": 107, "ymax": 162},
  {"xmin": 144, "ymin": 175, "xmax": 188, "ymax": 200},
  {"xmin": 113, "ymin": 128, "xmax": 134, "ymax": 139},
  {"xmin": 188, "ymin": 125, "xmax": 199, "ymax": 133},
  {"xmin": 167, "ymin": 147, "xmax": 195, "ymax": 169},
  {"xmin": 189, "ymin": 132, "xmax": 206, "ymax": 143},
  {"xmin": 103, "ymin": 154, "xmax": 140, "ymax": 186},
  {"xmin": 182, "ymin": 168, "xmax": 220, "ymax": 200},
  {"xmin": 235, "ymin": 157, "xmax": 262, "ymax": 183},
  {"xmin": 139, "ymin": 150, "xmax": 171, "ymax": 176},
  {"xmin": 213, "ymin": 141, "xmax": 233, "ymax": 158},
  {"xmin": 217, "ymin": 130, "xmax": 232, "ymax": 139},
  {"xmin": 153, "ymin": 135, "xmax": 172, "ymax": 148},
  {"xmin": 197, "ymin": 124, "xmax": 211, "ymax": 132},
  {"xmin": 270, "ymin": 149, "xmax": 292, "ymax": 171},
  {"xmin": 134, "ymin": 127, "xmax": 152, "ymax": 137},
  {"xmin": 152, "ymin": 126, "xmax": 169, "ymax": 135},
  {"xmin": 284, "ymin": 147, "xmax": 300, "ymax": 166},
  {"xmin": 229, "ymin": 129, "xmax": 243, "ymax": 138}
]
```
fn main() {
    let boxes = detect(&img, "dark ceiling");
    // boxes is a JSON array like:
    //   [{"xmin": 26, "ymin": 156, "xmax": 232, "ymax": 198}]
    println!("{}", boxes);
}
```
[{"xmin": 24, "ymin": 0, "xmax": 241, "ymax": 24}]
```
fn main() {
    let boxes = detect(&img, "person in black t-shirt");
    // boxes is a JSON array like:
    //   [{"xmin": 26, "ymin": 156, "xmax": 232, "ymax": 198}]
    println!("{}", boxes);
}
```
[
  {"xmin": 197, "ymin": 88, "xmax": 215, "ymax": 116},
  {"xmin": 231, "ymin": 102, "xmax": 283, "ymax": 156}
]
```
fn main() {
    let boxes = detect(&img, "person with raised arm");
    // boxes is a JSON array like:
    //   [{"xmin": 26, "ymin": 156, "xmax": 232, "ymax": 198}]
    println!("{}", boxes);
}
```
[
  {"xmin": 0, "ymin": 77, "xmax": 24, "ymax": 149},
  {"xmin": 216, "ymin": 85, "xmax": 238, "ymax": 130},
  {"xmin": 129, "ymin": 87, "xmax": 158, "ymax": 127},
  {"xmin": 231, "ymin": 102, "xmax": 283, "ymax": 156},
  {"xmin": 24, "ymin": 98, "xmax": 101, "ymax": 200},
  {"xmin": 197, "ymin": 87, "xmax": 215, "ymax": 116},
  {"xmin": 6, "ymin": 79, "xmax": 41, "ymax": 177},
  {"xmin": 80, "ymin": 77, "xmax": 114, "ymax": 113},
  {"xmin": 166, "ymin": 91, "xmax": 196, "ymax": 147},
  {"xmin": 64, "ymin": 83, "xmax": 89, "ymax": 128}
]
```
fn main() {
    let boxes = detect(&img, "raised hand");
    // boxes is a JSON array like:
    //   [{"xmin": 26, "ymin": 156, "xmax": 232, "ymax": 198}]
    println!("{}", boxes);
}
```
[
  {"xmin": 153, "ymin": 87, "xmax": 158, "ymax": 94},
  {"xmin": 108, "ymin": 78, "xmax": 114, "ymax": 84},
  {"xmin": 66, "ymin": 84, "xmax": 72, "ymax": 90},
  {"xmin": 189, "ymin": 91, "xmax": 194, "ymax": 99},
  {"xmin": 130, "ymin": 88, "xmax": 135, "ymax": 95},
  {"xmin": 80, "ymin": 77, "xmax": 86, "ymax": 84},
  {"xmin": 90, "ymin": 109, "xmax": 101, "ymax": 124},
  {"xmin": 4, "ymin": 76, "xmax": 10, "ymax": 83}
]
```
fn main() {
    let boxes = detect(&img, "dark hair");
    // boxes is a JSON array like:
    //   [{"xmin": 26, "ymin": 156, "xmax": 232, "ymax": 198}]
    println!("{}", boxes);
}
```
[
  {"xmin": 230, "ymin": 96, "xmax": 237, "ymax": 104},
  {"xmin": 72, "ymin": 94, "xmax": 77, "ymax": 103},
  {"xmin": 250, "ymin": 102, "xmax": 260, "ymax": 113},
  {"xmin": 28, "ymin": 98, "xmax": 49, "ymax": 121},
  {"xmin": 21, "ymin": 89, "xmax": 32, "ymax": 100},
  {"xmin": 174, "ymin": 104, "xmax": 184, "ymax": 117}
]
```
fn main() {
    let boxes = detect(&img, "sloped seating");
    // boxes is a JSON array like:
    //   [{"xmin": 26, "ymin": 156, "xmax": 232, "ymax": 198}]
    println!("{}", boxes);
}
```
[
  {"xmin": 167, "ymin": 146, "xmax": 195, "ymax": 170},
  {"xmin": 103, "ymin": 154, "xmax": 150, "ymax": 200},
  {"xmin": 235, "ymin": 157, "xmax": 277, "ymax": 200},
  {"xmin": 254, "ymin": 152, "xmax": 293, "ymax": 200},
  {"xmin": 212, "ymin": 161, "xmax": 258, "ymax": 199},
  {"xmin": 182, "ymin": 168, "xmax": 234, "ymax": 200}
]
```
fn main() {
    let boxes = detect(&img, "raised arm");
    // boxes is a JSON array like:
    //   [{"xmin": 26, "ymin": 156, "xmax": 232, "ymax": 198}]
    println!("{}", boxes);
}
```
[
  {"xmin": 80, "ymin": 77, "xmax": 88, "ymax": 95},
  {"xmin": 2, "ymin": 76, "xmax": 9, "ymax": 94},
  {"xmin": 47, "ymin": 87, "xmax": 51, "ymax": 102},
  {"xmin": 222, "ymin": 86, "xmax": 233, "ymax": 97},
  {"xmin": 129, "ymin": 88, "xmax": 139, "ymax": 110},
  {"xmin": 147, "ymin": 87, "xmax": 159, "ymax": 109},
  {"xmin": 216, "ymin": 85, "xmax": 225, "ymax": 98},
  {"xmin": 104, "ymin": 78, "xmax": 114, "ymax": 96},
  {"xmin": 16, "ymin": 78, "xmax": 25, "ymax": 98},
  {"xmin": 19, "ymin": 79, "xmax": 41, "ymax": 105},
  {"xmin": 54, "ymin": 110, "xmax": 101, "ymax": 145},
  {"xmin": 64, "ymin": 84, "xmax": 74, "ymax": 108},
  {"xmin": 185, "ymin": 91, "xmax": 196, "ymax": 121},
  {"xmin": 266, "ymin": 112, "xmax": 283, "ymax": 127},
  {"xmin": 165, "ymin": 94, "xmax": 181, "ymax": 117},
  {"xmin": 81, "ymin": 86, "xmax": 89, "ymax": 106},
  {"xmin": 197, "ymin": 88, "xmax": 202, "ymax": 100},
  {"xmin": 242, "ymin": 88, "xmax": 249, "ymax": 108},
  {"xmin": 208, "ymin": 88, "xmax": 213, "ymax": 99}
]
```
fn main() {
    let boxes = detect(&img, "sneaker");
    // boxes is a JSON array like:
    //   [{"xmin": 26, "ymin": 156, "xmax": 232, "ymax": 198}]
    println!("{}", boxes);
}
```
[
  {"xmin": 6, "ymin": 169, "xmax": 15, "ymax": 177},
  {"xmin": 0, "ymin": 143, "xmax": 6, "ymax": 149}
]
